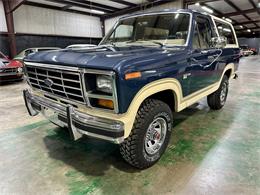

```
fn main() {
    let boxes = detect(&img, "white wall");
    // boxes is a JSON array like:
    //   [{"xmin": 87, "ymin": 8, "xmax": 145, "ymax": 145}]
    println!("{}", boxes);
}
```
[
  {"xmin": 0, "ymin": 0, "xmax": 7, "ymax": 32},
  {"xmin": 13, "ymin": 5, "xmax": 102, "ymax": 38},
  {"xmin": 104, "ymin": 1, "xmax": 183, "ymax": 34}
]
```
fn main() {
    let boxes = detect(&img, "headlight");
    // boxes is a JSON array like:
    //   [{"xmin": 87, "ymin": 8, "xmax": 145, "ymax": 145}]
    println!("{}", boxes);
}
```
[{"xmin": 96, "ymin": 75, "xmax": 113, "ymax": 94}]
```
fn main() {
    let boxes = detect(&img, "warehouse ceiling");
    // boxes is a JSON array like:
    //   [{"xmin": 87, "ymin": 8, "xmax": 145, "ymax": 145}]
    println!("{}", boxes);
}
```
[
  {"xmin": 186, "ymin": 0, "xmax": 260, "ymax": 37},
  {"xmin": 8, "ymin": 0, "xmax": 260, "ymax": 37}
]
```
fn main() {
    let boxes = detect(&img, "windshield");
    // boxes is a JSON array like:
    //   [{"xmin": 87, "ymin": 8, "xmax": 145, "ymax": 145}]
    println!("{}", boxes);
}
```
[{"xmin": 101, "ymin": 13, "xmax": 190, "ymax": 47}]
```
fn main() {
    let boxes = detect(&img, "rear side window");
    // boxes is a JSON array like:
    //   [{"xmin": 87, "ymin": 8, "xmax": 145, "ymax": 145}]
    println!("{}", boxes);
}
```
[{"xmin": 215, "ymin": 21, "xmax": 236, "ymax": 45}]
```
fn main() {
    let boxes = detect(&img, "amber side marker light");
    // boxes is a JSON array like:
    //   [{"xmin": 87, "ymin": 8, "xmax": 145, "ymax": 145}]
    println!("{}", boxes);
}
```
[
  {"xmin": 125, "ymin": 72, "xmax": 141, "ymax": 80},
  {"xmin": 97, "ymin": 99, "xmax": 114, "ymax": 109}
]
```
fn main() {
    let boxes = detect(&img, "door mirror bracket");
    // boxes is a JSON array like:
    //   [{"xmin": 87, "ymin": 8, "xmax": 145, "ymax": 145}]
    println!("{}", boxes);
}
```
[{"xmin": 210, "ymin": 36, "xmax": 227, "ymax": 48}]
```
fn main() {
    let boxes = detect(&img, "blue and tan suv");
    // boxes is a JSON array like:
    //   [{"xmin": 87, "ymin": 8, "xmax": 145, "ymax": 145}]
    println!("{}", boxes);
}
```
[{"xmin": 23, "ymin": 9, "xmax": 240, "ymax": 169}]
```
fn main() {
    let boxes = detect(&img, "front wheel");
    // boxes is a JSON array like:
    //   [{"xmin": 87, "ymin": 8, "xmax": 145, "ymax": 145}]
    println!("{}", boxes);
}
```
[
  {"xmin": 207, "ymin": 75, "xmax": 229, "ymax": 110},
  {"xmin": 120, "ymin": 99, "xmax": 173, "ymax": 169}
]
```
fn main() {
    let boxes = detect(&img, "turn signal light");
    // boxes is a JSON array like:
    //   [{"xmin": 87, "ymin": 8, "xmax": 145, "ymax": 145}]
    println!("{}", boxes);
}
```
[
  {"xmin": 125, "ymin": 72, "xmax": 141, "ymax": 80},
  {"xmin": 97, "ymin": 99, "xmax": 114, "ymax": 109}
]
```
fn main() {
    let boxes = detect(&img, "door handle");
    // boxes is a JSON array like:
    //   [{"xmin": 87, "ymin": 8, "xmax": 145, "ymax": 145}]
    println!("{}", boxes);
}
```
[{"xmin": 183, "ymin": 73, "xmax": 192, "ymax": 79}]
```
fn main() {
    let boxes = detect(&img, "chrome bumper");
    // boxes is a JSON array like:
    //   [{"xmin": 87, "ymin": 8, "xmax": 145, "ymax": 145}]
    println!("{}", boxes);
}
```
[{"xmin": 23, "ymin": 89, "xmax": 124, "ymax": 144}]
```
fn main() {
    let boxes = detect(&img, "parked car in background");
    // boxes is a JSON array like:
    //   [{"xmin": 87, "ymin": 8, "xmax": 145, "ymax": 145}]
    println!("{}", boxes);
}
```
[
  {"xmin": 250, "ymin": 47, "xmax": 257, "ymax": 55},
  {"xmin": 0, "ymin": 51, "xmax": 24, "ymax": 83},
  {"xmin": 14, "ymin": 47, "xmax": 60, "ymax": 62},
  {"xmin": 66, "ymin": 44, "xmax": 96, "ymax": 49},
  {"xmin": 240, "ymin": 45, "xmax": 253, "ymax": 56}
]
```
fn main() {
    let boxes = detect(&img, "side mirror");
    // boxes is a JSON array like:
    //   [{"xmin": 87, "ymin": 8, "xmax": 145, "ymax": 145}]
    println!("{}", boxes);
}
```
[{"xmin": 211, "ymin": 36, "xmax": 227, "ymax": 48}]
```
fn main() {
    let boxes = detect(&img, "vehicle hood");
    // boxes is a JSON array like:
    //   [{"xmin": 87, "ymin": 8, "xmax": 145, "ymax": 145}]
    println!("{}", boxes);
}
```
[
  {"xmin": 24, "ymin": 45, "xmax": 186, "ymax": 72},
  {"xmin": 0, "ymin": 59, "xmax": 22, "ymax": 69}
]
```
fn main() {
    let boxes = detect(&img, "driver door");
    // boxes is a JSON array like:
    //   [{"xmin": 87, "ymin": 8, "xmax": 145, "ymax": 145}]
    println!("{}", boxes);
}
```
[{"xmin": 188, "ymin": 15, "xmax": 222, "ymax": 94}]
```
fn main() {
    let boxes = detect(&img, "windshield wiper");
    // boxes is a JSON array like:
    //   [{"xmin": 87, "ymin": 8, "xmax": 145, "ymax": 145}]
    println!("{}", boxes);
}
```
[{"xmin": 150, "ymin": 41, "xmax": 164, "ymax": 47}]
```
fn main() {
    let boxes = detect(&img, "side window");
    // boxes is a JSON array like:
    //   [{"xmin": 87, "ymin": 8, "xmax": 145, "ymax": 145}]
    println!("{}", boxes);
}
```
[
  {"xmin": 193, "ymin": 16, "xmax": 214, "ymax": 49},
  {"xmin": 215, "ymin": 21, "xmax": 236, "ymax": 44}
]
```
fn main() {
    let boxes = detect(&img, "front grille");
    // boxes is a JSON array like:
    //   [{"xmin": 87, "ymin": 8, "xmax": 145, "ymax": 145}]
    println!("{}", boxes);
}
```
[{"xmin": 25, "ymin": 66, "xmax": 85, "ymax": 103}]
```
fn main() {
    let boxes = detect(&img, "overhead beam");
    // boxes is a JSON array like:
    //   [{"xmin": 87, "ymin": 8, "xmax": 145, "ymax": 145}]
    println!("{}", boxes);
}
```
[
  {"xmin": 184, "ymin": 0, "xmax": 222, "ymax": 6},
  {"xmin": 224, "ymin": 0, "xmax": 259, "ymax": 28},
  {"xmin": 201, "ymin": 2, "xmax": 222, "ymax": 15},
  {"xmin": 222, "ymin": 8, "xmax": 259, "ymax": 17},
  {"xmin": 248, "ymin": 0, "xmax": 260, "ymax": 15},
  {"xmin": 63, "ymin": 0, "xmax": 120, "ymax": 11},
  {"xmin": 2, "ymin": 0, "xmax": 25, "ymax": 13},
  {"xmin": 23, "ymin": 1, "xmax": 101, "ymax": 17},
  {"xmin": 45, "ymin": 0, "xmax": 113, "ymax": 13},
  {"xmin": 234, "ymin": 20, "xmax": 260, "ymax": 26},
  {"xmin": 108, "ymin": 0, "xmax": 137, "ymax": 7},
  {"xmin": 103, "ymin": 0, "xmax": 176, "ymax": 19}
]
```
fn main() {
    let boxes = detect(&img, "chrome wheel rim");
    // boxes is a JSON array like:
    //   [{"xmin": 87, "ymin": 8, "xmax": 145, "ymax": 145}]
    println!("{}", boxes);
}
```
[
  {"xmin": 220, "ymin": 82, "xmax": 228, "ymax": 105},
  {"xmin": 144, "ymin": 117, "xmax": 167, "ymax": 155}
]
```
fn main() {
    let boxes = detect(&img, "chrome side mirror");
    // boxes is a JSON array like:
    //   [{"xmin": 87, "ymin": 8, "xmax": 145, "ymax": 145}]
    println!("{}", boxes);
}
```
[{"xmin": 211, "ymin": 36, "xmax": 227, "ymax": 48}]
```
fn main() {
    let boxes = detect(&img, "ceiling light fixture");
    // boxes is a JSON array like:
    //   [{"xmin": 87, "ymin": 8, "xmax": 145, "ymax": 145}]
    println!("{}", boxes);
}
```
[
  {"xmin": 225, "ymin": 18, "xmax": 232, "ymax": 23},
  {"xmin": 201, "ymin": 6, "xmax": 213, "ymax": 14},
  {"xmin": 195, "ymin": 2, "xmax": 200, "ymax": 6},
  {"xmin": 247, "ymin": 29, "xmax": 251, "ymax": 32},
  {"xmin": 223, "ymin": 28, "xmax": 231, "ymax": 32},
  {"xmin": 91, "ymin": 9, "xmax": 105, "ymax": 14},
  {"xmin": 240, "ymin": 25, "xmax": 243, "ymax": 29}
]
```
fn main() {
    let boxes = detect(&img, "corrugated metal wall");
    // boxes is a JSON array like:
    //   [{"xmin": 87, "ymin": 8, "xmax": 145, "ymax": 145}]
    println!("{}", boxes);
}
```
[{"xmin": 13, "ymin": 5, "xmax": 102, "ymax": 38}]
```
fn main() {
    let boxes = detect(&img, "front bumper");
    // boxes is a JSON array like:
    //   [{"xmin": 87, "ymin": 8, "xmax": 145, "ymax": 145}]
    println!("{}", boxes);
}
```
[
  {"xmin": 23, "ymin": 89, "xmax": 125, "ymax": 144},
  {"xmin": 0, "ymin": 72, "xmax": 23, "ymax": 81}
]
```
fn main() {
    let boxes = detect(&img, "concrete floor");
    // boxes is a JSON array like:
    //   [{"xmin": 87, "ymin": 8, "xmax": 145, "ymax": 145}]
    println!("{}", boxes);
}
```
[{"xmin": 0, "ymin": 55, "xmax": 259, "ymax": 195}]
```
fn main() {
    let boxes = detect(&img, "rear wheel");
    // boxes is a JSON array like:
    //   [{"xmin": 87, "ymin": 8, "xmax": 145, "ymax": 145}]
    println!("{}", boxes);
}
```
[
  {"xmin": 120, "ymin": 99, "xmax": 173, "ymax": 169},
  {"xmin": 207, "ymin": 75, "xmax": 229, "ymax": 110}
]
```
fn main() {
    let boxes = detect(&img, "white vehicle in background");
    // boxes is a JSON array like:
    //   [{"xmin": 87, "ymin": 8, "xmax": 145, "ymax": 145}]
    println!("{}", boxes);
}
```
[{"xmin": 66, "ymin": 44, "xmax": 96, "ymax": 49}]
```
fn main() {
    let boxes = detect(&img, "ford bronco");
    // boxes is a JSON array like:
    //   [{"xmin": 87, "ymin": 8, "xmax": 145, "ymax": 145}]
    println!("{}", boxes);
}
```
[{"xmin": 23, "ymin": 9, "xmax": 240, "ymax": 169}]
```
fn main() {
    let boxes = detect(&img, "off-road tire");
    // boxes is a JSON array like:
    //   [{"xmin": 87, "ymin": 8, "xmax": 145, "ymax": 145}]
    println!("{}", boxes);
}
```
[
  {"xmin": 207, "ymin": 75, "xmax": 229, "ymax": 110},
  {"xmin": 120, "ymin": 99, "xmax": 173, "ymax": 169}
]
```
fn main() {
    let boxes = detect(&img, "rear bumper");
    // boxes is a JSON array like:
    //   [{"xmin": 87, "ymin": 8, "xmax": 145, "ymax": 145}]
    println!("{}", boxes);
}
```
[{"xmin": 23, "ymin": 89, "xmax": 125, "ymax": 144}]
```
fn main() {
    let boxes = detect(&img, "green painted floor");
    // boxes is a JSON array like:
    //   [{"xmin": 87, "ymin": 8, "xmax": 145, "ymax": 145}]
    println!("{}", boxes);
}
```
[{"xmin": 0, "ymin": 56, "xmax": 259, "ymax": 194}]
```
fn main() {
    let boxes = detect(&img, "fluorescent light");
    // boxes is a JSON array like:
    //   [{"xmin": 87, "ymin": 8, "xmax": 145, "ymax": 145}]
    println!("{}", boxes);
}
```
[
  {"xmin": 247, "ymin": 29, "xmax": 251, "ymax": 32},
  {"xmin": 201, "ymin": 6, "xmax": 213, "ymax": 13},
  {"xmin": 195, "ymin": 2, "xmax": 200, "ymax": 6},
  {"xmin": 225, "ymin": 18, "xmax": 232, "ymax": 23},
  {"xmin": 91, "ymin": 9, "xmax": 105, "ymax": 14},
  {"xmin": 223, "ymin": 28, "xmax": 231, "ymax": 32},
  {"xmin": 240, "ymin": 25, "xmax": 243, "ymax": 29},
  {"xmin": 218, "ymin": 26, "xmax": 223, "ymax": 29}
]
